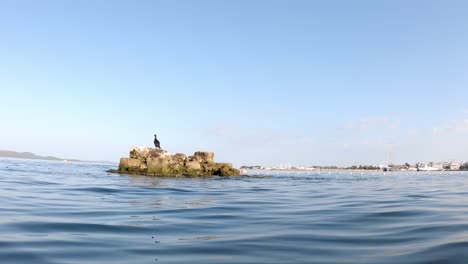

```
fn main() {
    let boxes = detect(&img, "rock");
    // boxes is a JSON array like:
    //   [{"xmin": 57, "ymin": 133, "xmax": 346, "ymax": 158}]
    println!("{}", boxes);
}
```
[
  {"xmin": 130, "ymin": 147, "xmax": 150, "ymax": 159},
  {"xmin": 114, "ymin": 147, "xmax": 240, "ymax": 177},
  {"xmin": 173, "ymin": 153, "xmax": 188, "ymax": 163},
  {"xmin": 185, "ymin": 161, "xmax": 201, "ymax": 170},
  {"xmin": 212, "ymin": 163, "xmax": 239, "ymax": 176},
  {"xmin": 194, "ymin": 151, "xmax": 214, "ymax": 163},
  {"xmin": 146, "ymin": 157, "xmax": 165, "ymax": 175},
  {"xmin": 148, "ymin": 148, "xmax": 171, "ymax": 158},
  {"xmin": 130, "ymin": 147, "xmax": 170, "ymax": 159},
  {"xmin": 185, "ymin": 161, "xmax": 202, "ymax": 176},
  {"xmin": 119, "ymin": 158, "xmax": 145, "ymax": 173}
]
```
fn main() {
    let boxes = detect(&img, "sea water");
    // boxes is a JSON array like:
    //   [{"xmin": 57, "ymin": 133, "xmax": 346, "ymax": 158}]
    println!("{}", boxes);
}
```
[{"xmin": 1, "ymin": 158, "xmax": 468, "ymax": 264}]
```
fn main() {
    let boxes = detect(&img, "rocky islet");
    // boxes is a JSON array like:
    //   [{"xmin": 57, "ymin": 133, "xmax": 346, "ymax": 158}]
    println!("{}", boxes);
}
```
[{"xmin": 111, "ymin": 147, "xmax": 240, "ymax": 177}]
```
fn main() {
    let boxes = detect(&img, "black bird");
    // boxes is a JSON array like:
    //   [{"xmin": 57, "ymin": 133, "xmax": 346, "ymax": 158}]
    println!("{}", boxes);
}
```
[{"xmin": 154, "ymin": 134, "xmax": 161, "ymax": 149}]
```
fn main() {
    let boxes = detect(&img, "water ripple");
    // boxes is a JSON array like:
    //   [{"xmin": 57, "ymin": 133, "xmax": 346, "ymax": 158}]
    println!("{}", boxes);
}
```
[{"xmin": 2, "ymin": 158, "xmax": 468, "ymax": 263}]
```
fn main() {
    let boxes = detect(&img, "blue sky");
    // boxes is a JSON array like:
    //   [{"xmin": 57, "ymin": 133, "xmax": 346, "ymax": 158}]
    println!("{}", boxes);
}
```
[{"xmin": 1, "ymin": 0, "xmax": 468, "ymax": 166}]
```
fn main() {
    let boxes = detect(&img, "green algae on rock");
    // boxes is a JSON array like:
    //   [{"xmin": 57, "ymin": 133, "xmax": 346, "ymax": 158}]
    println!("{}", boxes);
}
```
[{"xmin": 112, "ymin": 147, "xmax": 240, "ymax": 177}]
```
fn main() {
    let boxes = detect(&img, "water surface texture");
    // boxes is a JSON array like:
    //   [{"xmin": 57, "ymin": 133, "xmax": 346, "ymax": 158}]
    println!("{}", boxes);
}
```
[{"xmin": 1, "ymin": 158, "xmax": 468, "ymax": 264}]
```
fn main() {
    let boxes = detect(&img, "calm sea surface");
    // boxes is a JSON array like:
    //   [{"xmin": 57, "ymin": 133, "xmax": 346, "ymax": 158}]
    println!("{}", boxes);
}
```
[{"xmin": 2, "ymin": 158, "xmax": 468, "ymax": 264}]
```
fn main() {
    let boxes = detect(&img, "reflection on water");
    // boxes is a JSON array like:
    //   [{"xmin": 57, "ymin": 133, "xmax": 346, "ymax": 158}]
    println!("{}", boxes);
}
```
[{"xmin": 2, "ymin": 158, "xmax": 468, "ymax": 263}]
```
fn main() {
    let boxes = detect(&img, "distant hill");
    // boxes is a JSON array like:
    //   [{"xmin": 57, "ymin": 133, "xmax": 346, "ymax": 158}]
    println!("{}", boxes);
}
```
[{"xmin": 0, "ymin": 150, "xmax": 82, "ymax": 162}]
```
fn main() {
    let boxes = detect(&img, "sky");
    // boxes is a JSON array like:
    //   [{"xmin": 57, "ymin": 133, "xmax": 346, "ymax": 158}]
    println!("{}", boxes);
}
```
[{"xmin": 1, "ymin": 0, "xmax": 468, "ymax": 167}]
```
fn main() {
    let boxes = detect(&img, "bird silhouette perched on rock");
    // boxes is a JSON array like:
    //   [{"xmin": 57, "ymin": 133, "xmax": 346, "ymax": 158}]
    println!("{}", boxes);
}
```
[{"xmin": 154, "ymin": 134, "xmax": 161, "ymax": 149}]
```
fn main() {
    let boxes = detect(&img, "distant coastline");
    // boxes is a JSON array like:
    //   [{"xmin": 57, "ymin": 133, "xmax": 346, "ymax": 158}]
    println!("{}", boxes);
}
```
[
  {"xmin": 242, "ymin": 162, "xmax": 468, "ymax": 172},
  {"xmin": 0, "ymin": 150, "xmax": 81, "ymax": 162},
  {"xmin": 0, "ymin": 150, "xmax": 114, "ymax": 164}
]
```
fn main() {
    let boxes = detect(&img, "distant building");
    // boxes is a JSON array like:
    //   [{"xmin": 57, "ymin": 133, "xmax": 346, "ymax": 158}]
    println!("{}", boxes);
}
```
[
  {"xmin": 431, "ymin": 162, "xmax": 445, "ymax": 170},
  {"xmin": 240, "ymin": 165, "xmax": 264, "ymax": 170},
  {"xmin": 450, "ymin": 162, "xmax": 461, "ymax": 170}
]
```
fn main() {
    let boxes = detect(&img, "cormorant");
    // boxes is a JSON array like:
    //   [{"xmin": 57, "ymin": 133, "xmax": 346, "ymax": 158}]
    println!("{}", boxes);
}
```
[{"xmin": 154, "ymin": 134, "xmax": 161, "ymax": 149}]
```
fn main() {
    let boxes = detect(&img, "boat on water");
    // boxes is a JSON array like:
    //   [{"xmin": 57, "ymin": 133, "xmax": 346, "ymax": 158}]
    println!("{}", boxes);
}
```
[{"xmin": 417, "ymin": 165, "xmax": 443, "ymax": 171}]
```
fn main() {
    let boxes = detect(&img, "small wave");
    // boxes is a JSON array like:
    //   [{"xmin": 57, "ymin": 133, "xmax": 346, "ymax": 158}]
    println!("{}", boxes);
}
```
[
  {"xmin": 10, "ymin": 221, "xmax": 150, "ymax": 234},
  {"xmin": 65, "ymin": 187, "xmax": 121, "ymax": 194}
]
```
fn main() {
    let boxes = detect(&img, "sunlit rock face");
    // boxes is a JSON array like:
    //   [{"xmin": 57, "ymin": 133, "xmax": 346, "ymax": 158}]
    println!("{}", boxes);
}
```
[{"xmin": 114, "ymin": 147, "xmax": 240, "ymax": 177}]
